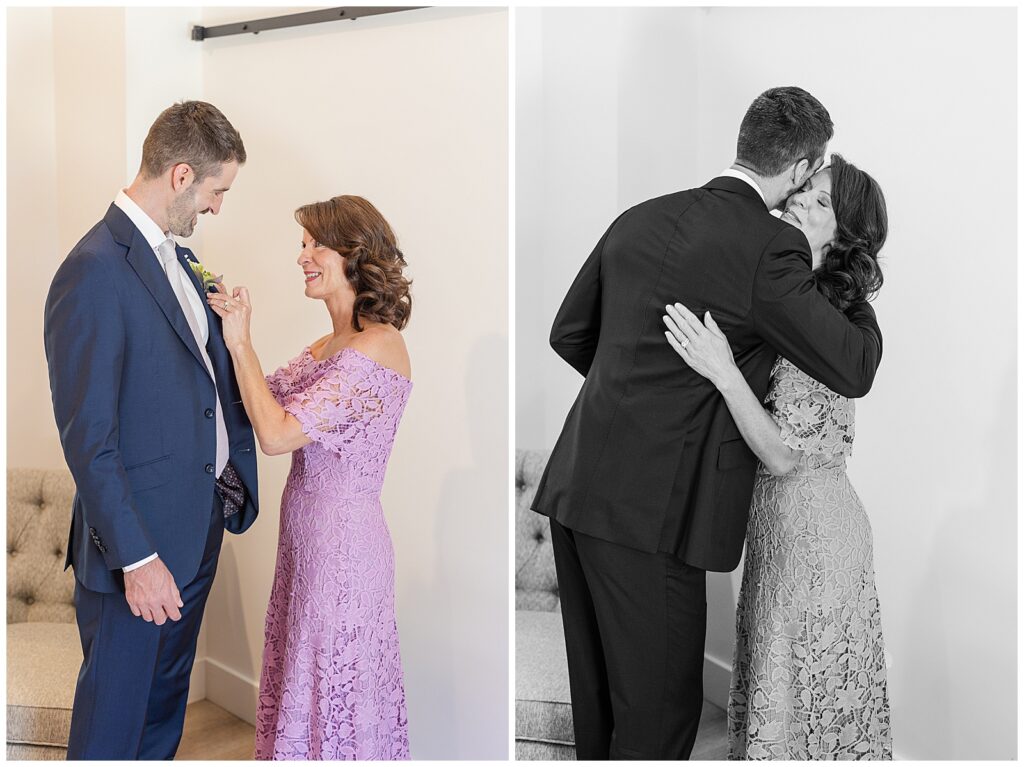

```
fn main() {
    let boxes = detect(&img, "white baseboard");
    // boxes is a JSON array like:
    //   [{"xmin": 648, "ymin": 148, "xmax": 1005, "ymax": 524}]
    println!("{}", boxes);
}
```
[
  {"xmin": 702, "ymin": 652, "xmax": 732, "ymax": 710},
  {"xmin": 204, "ymin": 657, "xmax": 259, "ymax": 726},
  {"xmin": 188, "ymin": 657, "xmax": 207, "ymax": 703}
]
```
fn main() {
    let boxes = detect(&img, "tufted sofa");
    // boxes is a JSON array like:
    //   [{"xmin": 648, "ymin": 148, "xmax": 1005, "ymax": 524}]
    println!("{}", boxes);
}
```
[
  {"xmin": 7, "ymin": 468, "xmax": 82, "ymax": 759},
  {"xmin": 514, "ymin": 449, "xmax": 575, "ymax": 760}
]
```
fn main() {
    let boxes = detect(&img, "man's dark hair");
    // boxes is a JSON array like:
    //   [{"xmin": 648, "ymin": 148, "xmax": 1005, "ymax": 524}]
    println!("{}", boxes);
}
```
[
  {"xmin": 140, "ymin": 101, "xmax": 246, "ymax": 183},
  {"xmin": 736, "ymin": 87, "xmax": 833, "ymax": 177}
]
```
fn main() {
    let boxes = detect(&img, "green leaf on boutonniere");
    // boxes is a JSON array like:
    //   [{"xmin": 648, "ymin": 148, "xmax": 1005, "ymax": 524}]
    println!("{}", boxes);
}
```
[{"xmin": 188, "ymin": 259, "xmax": 223, "ymax": 291}]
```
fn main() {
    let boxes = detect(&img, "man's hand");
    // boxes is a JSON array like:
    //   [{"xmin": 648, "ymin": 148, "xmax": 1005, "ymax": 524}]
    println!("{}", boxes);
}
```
[{"xmin": 124, "ymin": 557, "xmax": 183, "ymax": 625}]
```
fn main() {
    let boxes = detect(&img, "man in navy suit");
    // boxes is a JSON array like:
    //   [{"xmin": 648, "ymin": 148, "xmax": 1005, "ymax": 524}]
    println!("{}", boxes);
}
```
[{"xmin": 44, "ymin": 101, "xmax": 259, "ymax": 759}]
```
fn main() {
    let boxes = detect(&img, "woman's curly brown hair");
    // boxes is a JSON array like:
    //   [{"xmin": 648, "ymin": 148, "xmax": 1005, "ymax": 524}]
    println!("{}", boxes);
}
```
[
  {"xmin": 295, "ymin": 195, "xmax": 412, "ymax": 332},
  {"xmin": 813, "ymin": 153, "xmax": 888, "ymax": 311}
]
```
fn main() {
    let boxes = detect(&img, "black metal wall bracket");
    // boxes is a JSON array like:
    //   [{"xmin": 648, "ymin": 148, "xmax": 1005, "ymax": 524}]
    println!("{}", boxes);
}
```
[{"xmin": 191, "ymin": 6, "xmax": 426, "ymax": 42}]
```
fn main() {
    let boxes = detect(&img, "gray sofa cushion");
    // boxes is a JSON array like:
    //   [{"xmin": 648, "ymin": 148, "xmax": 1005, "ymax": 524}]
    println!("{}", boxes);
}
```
[
  {"xmin": 515, "ymin": 450, "xmax": 558, "ymax": 611},
  {"xmin": 514, "ymin": 738, "xmax": 576, "ymax": 761},
  {"xmin": 515, "ymin": 610, "xmax": 573, "ymax": 746},
  {"xmin": 6, "ymin": 622, "xmax": 81, "ymax": 749},
  {"xmin": 516, "ymin": 449, "xmax": 575, "ymax": 759}
]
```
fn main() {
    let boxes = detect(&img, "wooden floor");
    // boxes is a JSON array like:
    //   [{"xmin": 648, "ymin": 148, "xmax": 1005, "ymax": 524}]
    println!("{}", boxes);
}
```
[
  {"xmin": 173, "ymin": 698, "xmax": 727, "ymax": 761},
  {"xmin": 175, "ymin": 700, "xmax": 255, "ymax": 761}
]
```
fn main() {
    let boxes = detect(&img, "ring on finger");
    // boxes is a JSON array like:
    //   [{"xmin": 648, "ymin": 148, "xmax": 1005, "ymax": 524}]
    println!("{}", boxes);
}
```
[{"xmin": 679, "ymin": 337, "xmax": 689, "ymax": 348}]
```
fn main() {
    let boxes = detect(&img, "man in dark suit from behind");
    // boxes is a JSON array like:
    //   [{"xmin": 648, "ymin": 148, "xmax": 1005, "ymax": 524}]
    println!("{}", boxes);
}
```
[
  {"xmin": 44, "ymin": 102, "xmax": 259, "ymax": 759},
  {"xmin": 531, "ymin": 87, "xmax": 882, "ymax": 759}
]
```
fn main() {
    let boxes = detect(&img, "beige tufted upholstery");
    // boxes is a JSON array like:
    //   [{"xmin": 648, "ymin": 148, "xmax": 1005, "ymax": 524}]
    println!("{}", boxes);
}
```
[
  {"xmin": 7, "ymin": 468, "xmax": 82, "ymax": 759},
  {"xmin": 514, "ymin": 449, "xmax": 574, "ymax": 760},
  {"xmin": 8, "ymin": 469, "xmax": 77, "ymax": 624}
]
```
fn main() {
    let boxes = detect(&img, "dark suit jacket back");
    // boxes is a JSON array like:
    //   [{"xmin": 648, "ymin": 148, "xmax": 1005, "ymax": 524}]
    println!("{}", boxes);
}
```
[{"xmin": 531, "ymin": 177, "xmax": 881, "ymax": 572}]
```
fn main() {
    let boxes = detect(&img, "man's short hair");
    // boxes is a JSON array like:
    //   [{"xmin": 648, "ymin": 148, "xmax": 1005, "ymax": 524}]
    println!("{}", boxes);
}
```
[
  {"xmin": 140, "ymin": 101, "xmax": 246, "ymax": 183},
  {"xmin": 736, "ymin": 87, "xmax": 833, "ymax": 177}
]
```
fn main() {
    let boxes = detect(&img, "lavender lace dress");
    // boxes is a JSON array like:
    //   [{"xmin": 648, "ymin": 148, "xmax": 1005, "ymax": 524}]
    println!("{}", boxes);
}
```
[
  {"xmin": 727, "ymin": 357, "xmax": 891, "ymax": 760},
  {"xmin": 255, "ymin": 346, "xmax": 412, "ymax": 760}
]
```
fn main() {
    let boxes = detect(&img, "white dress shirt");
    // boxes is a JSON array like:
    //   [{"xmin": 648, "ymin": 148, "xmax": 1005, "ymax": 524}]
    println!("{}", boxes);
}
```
[
  {"xmin": 719, "ymin": 167, "xmax": 768, "ymax": 208},
  {"xmin": 114, "ymin": 190, "xmax": 227, "ymax": 572}
]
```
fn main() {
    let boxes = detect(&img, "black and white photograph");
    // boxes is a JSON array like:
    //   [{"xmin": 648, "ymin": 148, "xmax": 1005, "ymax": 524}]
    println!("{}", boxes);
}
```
[{"xmin": 515, "ymin": 6, "xmax": 1017, "ymax": 761}]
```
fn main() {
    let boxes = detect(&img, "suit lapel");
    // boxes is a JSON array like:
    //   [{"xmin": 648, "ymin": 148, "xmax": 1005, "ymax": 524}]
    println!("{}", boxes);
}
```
[
  {"xmin": 177, "ymin": 247, "xmax": 208, "ymax": 304},
  {"xmin": 178, "ymin": 247, "xmax": 238, "ymax": 419},
  {"xmin": 107, "ymin": 204, "xmax": 212, "ymax": 378},
  {"xmin": 176, "ymin": 248, "xmax": 224, "ymax": 367}
]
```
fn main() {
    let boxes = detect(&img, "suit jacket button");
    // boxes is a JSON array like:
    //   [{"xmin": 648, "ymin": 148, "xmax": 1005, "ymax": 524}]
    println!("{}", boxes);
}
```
[
  {"xmin": 205, "ymin": 408, "xmax": 214, "ymax": 418},
  {"xmin": 205, "ymin": 464, "xmax": 215, "ymax": 474}
]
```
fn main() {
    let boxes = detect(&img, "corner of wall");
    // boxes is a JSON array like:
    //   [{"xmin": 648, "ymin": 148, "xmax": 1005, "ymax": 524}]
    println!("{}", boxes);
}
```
[
  {"xmin": 703, "ymin": 652, "xmax": 732, "ymax": 711},
  {"xmin": 204, "ymin": 657, "xmax": 259, "ymax": 726}
]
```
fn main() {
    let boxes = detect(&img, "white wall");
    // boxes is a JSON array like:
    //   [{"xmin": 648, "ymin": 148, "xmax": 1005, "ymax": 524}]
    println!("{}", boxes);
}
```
[
  {"xmin": 7, "ymin": 8, "xmax": 127, "ymax": 471},
  {"xmin": 7, "ymin": 7, "xmax": 62, "ymax": 471},
  {"xmin": 516, "ymin": 7, "xmax": 702, "ymax": 451},
  {"xmin": 123, "ymin": 7, "xmax": 203, "ymax": 185},
  {"xmin": 9, "ymin": 6, "xmax": 508, "ymax": 759},
  {"xmin": 516, "ymin": 7, "xmax": 1017, "ymax": 760},
  {"xmin": 195, "ymin": 8, "xmax": 508, "ymax": 758}
]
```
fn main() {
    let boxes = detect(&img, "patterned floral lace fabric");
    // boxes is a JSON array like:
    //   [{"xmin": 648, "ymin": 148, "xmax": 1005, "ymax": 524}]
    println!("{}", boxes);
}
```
[
  {"xmin": 727, "ymin": 357, "xmax": 891, "ymax": 760},
  {"xmin": 254, "ymin": 346, "xmax": 412, "ymax": 760}
]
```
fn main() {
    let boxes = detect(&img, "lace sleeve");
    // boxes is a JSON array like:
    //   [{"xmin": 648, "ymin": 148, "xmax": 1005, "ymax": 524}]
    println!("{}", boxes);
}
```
[
  {"xmin": 266, "ymin": 349, "xmax": 312, "ymax": 402},
  {"xmin": 765, "ymin": 359, "xmax": 854, "ymax": 457},
  {"xmin": 280, "ymin": 351, "xmax": 408, "ymax": 456},
  {"xmin": 265, "ymin": 364, "xmax": 291, "ymax": 402}
]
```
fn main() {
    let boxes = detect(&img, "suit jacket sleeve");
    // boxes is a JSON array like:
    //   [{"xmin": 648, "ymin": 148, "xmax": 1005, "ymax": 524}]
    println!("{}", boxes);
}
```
[
  {"xmin": 549, "ymin": 216, "xmax": 620, "ymax": 376},
  {"xmin": 751, "ymin": 226, "xmax": 883, "ymax": 398},
  {"xmin": 44, "ymin": 252, "xmax": 156, "ymax": 569}
]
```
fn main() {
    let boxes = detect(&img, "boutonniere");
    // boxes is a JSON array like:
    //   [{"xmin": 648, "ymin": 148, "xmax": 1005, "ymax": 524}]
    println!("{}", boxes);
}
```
[{"xmin": 186, "ymin": 257, "xmax": 223, "ymax": 292}]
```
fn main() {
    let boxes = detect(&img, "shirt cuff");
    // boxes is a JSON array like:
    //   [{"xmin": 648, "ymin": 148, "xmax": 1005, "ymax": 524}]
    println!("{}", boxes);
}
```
[{"xmin": 123, "ymin": 552, "xmax": 158, "ymax": 572}]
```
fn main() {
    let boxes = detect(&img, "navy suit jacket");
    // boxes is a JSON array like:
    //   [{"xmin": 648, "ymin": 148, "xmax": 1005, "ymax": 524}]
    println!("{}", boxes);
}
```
[{"xmin": 44, "ymin": 203, "xmax": 259, "ymax": 593}]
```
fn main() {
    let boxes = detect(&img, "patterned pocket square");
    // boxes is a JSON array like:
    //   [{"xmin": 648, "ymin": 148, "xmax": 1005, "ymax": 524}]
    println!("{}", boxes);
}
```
[{"xmin": 215, "ymin": 461, "xmax": 246, "ymax": 519}]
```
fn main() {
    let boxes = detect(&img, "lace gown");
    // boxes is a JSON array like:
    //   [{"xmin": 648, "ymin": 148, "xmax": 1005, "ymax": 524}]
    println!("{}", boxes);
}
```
[
  {"xmin": 727, "ymin": 357, "xmax": 891, "ymax": 760},
  {"xmin": 255, "ymin": 346, "xmax": 412, "ymax": 760}
]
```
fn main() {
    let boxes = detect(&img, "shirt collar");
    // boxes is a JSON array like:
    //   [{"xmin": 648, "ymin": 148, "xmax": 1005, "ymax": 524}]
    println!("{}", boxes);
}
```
[
  {"xmin": 113, "ymin": 189, "xmax": 173, "ymax": 251},
  {"xmin": 719, "ymin": 168, "xmax": 767, "ymax": 208}
]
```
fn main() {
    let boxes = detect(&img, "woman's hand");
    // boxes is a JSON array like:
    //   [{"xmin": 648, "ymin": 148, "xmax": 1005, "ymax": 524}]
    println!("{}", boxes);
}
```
[
  {"xmin": 662, "ymin": 303, "xmax": 740, "ymax": 390},
  {"xmin": 206, "ymin": 282, "xmax": 253, "ymax": 353}
]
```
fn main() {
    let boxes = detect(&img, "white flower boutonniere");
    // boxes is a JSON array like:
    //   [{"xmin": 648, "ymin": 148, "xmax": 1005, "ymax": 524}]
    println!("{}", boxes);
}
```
[{"xmin": 187, "ymin": 257, "xmax": 223, "ymax": 292}]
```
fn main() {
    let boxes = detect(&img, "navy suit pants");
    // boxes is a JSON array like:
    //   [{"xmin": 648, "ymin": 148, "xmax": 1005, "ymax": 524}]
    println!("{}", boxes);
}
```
[{"xmin": 66, "ymin": 494, "xmax": 225, "ymax": 760}]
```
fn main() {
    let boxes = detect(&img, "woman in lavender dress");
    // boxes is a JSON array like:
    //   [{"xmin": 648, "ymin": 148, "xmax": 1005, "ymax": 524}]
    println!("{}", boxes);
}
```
[
  {"xmin": 208, "ymin": 195, "xmax": 413, "ymax": 760},
  {"xmin": 664, "ymin": 156, "xmax": 891, "ymax": 759}
]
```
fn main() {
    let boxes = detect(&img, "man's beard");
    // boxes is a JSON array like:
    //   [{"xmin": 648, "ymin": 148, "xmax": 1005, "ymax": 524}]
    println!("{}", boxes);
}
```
[{"xmin": 168, "ymin": 188, "xmax": 200, "ymax": 237}]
